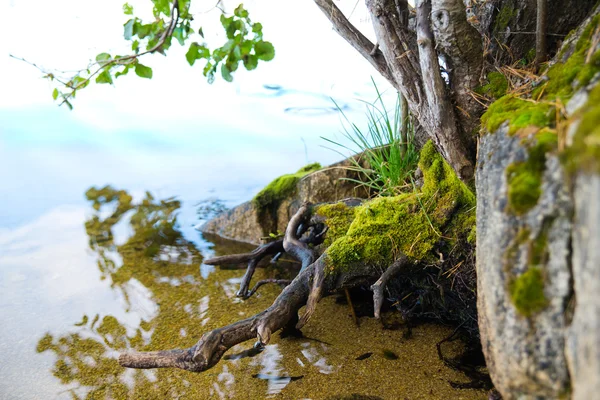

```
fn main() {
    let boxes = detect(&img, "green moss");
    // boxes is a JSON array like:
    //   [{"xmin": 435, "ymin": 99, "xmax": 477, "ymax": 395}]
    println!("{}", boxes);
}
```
[
  {"xmin": 314, "ymin": 202, "xmax": 357, "ymax": 247},
  {"xmin": 481, "ymin": 96, "xmax": 553, "ymax": 135},
  {"xmin": 494, "ymin": 5, "xmax": 517, "ymax": 32},
  {"xmin": 325, "ymin": 142, "xmax": 475, "ymax": 274},
  {"xmin": 506, "ymin": 130, "xmax": 558, "ymax": 215},
  {"xmin": 510, "ymin": 267, "xmax": 548, "ymax": 317},
  {"xmin": 467, "ymin": 225, "xmax": 476, "ymax": 244},
  {"xmin": 532, "ymin": 14, "xmax": 600, "ymax": 102},
  {"xmin": 563, "ymin": 84, "xmax": 600, "ymax": 173},
  {"xmin": 476, "ymin": 72, "xmax": 509, "ymax": 99},
  {"xmin": 482, "ymin": 15, "xmax": 600, "ymax": 137},
  {"xmin": 252, "ymin": 163, "xmax": 321, "ymax": 211}
]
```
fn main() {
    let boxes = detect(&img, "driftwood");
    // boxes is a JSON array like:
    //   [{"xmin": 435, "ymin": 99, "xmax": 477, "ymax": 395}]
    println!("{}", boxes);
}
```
[{"xmin": 118, "ymin": 203, "xmax": 408, "ymax": 372}]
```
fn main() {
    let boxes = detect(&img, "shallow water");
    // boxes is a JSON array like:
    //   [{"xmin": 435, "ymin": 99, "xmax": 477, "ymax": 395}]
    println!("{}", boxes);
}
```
[{"xmin": 0, "ymin": 121, "xmax": 486, "ymax": 399}]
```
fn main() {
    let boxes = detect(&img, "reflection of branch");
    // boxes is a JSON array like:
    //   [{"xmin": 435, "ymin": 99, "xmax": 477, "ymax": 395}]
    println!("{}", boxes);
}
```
[{"xmin": 12, "ymin": 0, "xmax": 180, "ymax": 107}]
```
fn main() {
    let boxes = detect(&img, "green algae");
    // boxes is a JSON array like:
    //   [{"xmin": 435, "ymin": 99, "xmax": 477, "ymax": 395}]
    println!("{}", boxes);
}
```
[
  {"xmin": 510, "ymin": 267, "xmax": 548, "ymax": 317},
  {"xmin": 325, "ymin": 142, "xmax": 475, "ymax": 274},
  {"xmin": 253, "ymin": 163, "xmax": 321, "ymax": 212}
]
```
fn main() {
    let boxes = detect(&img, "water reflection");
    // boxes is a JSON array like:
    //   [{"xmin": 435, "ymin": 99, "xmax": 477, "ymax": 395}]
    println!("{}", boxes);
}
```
[{"xmin": 31, "ymin": 186, "xmax": 486, "ymax": 399}]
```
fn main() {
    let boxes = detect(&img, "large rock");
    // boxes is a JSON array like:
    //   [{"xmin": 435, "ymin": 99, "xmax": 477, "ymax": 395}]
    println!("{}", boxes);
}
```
[
  {"xmin": 201, "ymin": 156, "xmax": 369, "ymax": 245},
  {"xmin": 476, "ymin": 126, "xmax": 572, "ymax": 399},
  {"xmin": 566, "ymin": 174, "xmax": 600, "ymax": 400}
]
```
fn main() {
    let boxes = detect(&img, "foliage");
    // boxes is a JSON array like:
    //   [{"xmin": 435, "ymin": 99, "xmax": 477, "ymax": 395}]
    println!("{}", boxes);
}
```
[
  {"xmin": 323, "ymin": 80, "xmax": 419, "ymax": 196},
  {"xmin": 45, "ymin": 2, "xmax": 274, "ymax": 108}
]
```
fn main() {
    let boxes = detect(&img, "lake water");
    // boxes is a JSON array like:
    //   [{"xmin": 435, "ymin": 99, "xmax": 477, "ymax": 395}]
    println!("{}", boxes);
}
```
[{"xmin": 0, "ymin": 83, "xmax": 486, "ymax": 399}]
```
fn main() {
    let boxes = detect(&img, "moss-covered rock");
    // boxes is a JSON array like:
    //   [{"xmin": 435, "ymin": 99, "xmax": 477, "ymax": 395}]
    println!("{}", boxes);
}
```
[
  {"xmin": 510, "ymin": 267, "xmax": 548, "ymax": 317},
  {"xmin": 505, "ymin": 129, "xmax": 558, "ymax": 215},
  {"xmin": 323, "ymin": 141, "xmax": 475, "ymax": 274},
  {"xmin": 253, "ymin": 163, "xmax": 321, "ymax": 212}
]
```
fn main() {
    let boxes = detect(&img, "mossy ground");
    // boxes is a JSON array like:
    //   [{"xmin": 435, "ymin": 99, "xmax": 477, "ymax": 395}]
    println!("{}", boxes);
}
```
[{"xmin": 323, "ymin": 142, "xmax": 475, "ymax": 274}]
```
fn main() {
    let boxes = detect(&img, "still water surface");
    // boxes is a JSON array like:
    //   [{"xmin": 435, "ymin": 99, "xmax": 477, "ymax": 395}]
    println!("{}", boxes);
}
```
[{"xmin": 0, "ymin": 101, "xmax": 485, "ymax": 399}]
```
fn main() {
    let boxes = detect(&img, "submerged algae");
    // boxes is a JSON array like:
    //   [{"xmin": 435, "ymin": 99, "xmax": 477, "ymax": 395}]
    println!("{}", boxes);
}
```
[{"xmin": 325, "ymin": 142, "xmax": 475, "ymax": 274}]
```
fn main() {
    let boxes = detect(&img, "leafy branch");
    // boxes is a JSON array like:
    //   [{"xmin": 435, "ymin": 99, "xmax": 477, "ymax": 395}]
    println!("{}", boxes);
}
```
[{"xmin": 12, "ymin": 0, "xmax": 275, "ymax": 109}]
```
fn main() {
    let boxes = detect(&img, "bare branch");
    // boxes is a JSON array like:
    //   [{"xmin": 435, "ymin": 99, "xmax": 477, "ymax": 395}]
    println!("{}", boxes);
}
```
[
  {"xmin": 535, "ymin": 0, "xmax": 548, "ymax": 66},
  {"xmin": 313, "ymin": 0, "xmax": 395, "ymax": 85}
]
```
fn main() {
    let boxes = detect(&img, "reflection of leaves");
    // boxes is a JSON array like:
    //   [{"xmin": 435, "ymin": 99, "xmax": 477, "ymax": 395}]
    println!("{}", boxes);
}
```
[{"xmin": 196, "ymin": 197, "xmax": 229, "ymax": 220}]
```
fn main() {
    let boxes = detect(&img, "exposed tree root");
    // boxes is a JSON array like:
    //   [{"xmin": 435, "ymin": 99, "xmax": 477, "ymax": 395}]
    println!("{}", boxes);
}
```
[{"xmin": 370, "ymin": 255, "xmax": 409, "ymax": 319}]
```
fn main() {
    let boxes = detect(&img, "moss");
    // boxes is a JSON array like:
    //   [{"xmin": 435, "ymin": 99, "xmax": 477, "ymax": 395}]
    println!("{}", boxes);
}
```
[
  {"xmin": 510, "ymin": 267, "xmax": 548, "ymax": 317},
  {"xmin": 505, "ymin": 130, "xmax": 558, "ymax": 215},
  {"xmin": 252, "ymin": 163, "xmax": 321, "ymax": 211},
  {"xmin": 467, "ymin": 225, "xmax": 476, "ymax": 244},
  {"xmin": 532, "ymin": 14, "xmax": 600, "ymax": 102},
  {"xmin": 476, "ymin": 71, "xmax": 509, "ymax": 99},
  {"xmin": 494, "ymin": 5, "xmax": 517, "ymax": 32},
  {"xmin": 563, "ymin": 84, "xmax": 600, "ymax": 173},
  {"xmin": 325, "ymin": 142, "xmax": 475, "ymax": 274},
  {"xmin": 314, "ymin": 202, "xmax": 357, "ymax": 247},
  {"xmin": 482, "ymin": 14, "xmax": 600, "ymax": 137},
  {"xmin": 481, "ymin": 96, "xmax": 553, "ymax": 135}
]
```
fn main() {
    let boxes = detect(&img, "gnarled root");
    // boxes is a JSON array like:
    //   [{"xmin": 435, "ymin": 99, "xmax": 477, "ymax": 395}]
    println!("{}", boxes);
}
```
[
  {"xmin": 370, "ymin": 255, "xmax": 409, "ymax": 319},
  {"xmin": 119, "ymin": 203, "xmax": 320, "ymax": 372},
  {"xmin": 204, "ymin": 239, "xmax": 284, "ymax": 298}
]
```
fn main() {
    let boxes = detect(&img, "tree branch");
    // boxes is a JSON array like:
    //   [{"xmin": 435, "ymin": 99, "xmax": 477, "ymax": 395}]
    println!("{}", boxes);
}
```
[
  {"xmin": 415, "ymin": 0, "xmax": 474, "ymax": 181},
  {"xmin": 313, "ymin": 0, "xmax": 396, "ymax": 85},
  {"xmin": 430, "ymin": 0, "xmax": 484, "ymax": 143}
]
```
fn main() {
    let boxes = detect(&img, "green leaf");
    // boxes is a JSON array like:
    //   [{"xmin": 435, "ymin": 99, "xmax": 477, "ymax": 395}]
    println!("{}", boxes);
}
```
[
  {"xmin": 186, "ymin": 43, "xmax": 199, "ymax": 65},
  {"xmin": 221, "ymin": 64, "xmax": 233, "ymax": 82},
  {"xmin": 96, "ymin": 69, "xmax": 113, "ymax": 84},
  {"xmin": 52, "ymin": 88, "xmax": 59, "ymax": 100},
  {"xmin": 243, "ymin": 54, "xmax": 258, "ymax": 70},
  {"xmin": 123, "ymin": 3, "xmax": 133, "ymax": 15},
  {"xmin": 252, "ymin": 22, "xmax": 263, "ymax": 34},
  {"xmin": 233, "ymin": 45, "xmax": 242, "ymax": 60},
  {"xmin": 240, "ymin": 40, "xmax": 253, "ymax": 55},
  {"xmin": 198, "ymin": 27, "xmax": 204, "ymax": 38},
  {"xmin": 95, "ymin": 53, "xmax": 111, "ymax": 65},
  {"xmin": 173, "ymin": 26, "xmax": 185, "ymax": 46},
  {"xmin": 124, "ymin": 19, "xmax": 134, "ymax": 40},
  {"xmin": 234, "ymin": 4, "xmax": 249, "ymax": 18},
  {"xmin": 135, "ymin": 64, "xmax": 153, "ymax": 79},
  {"xmin": 115, "ymin": 65, "xmax": 131, "ymax": 78},
  {"xmin": 132, "ymin": 40, "xmax": 140, "ymax": 53},
  {"xmin": 255, "ymin": 41, "xmax": 275, "ymax": 61}
]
